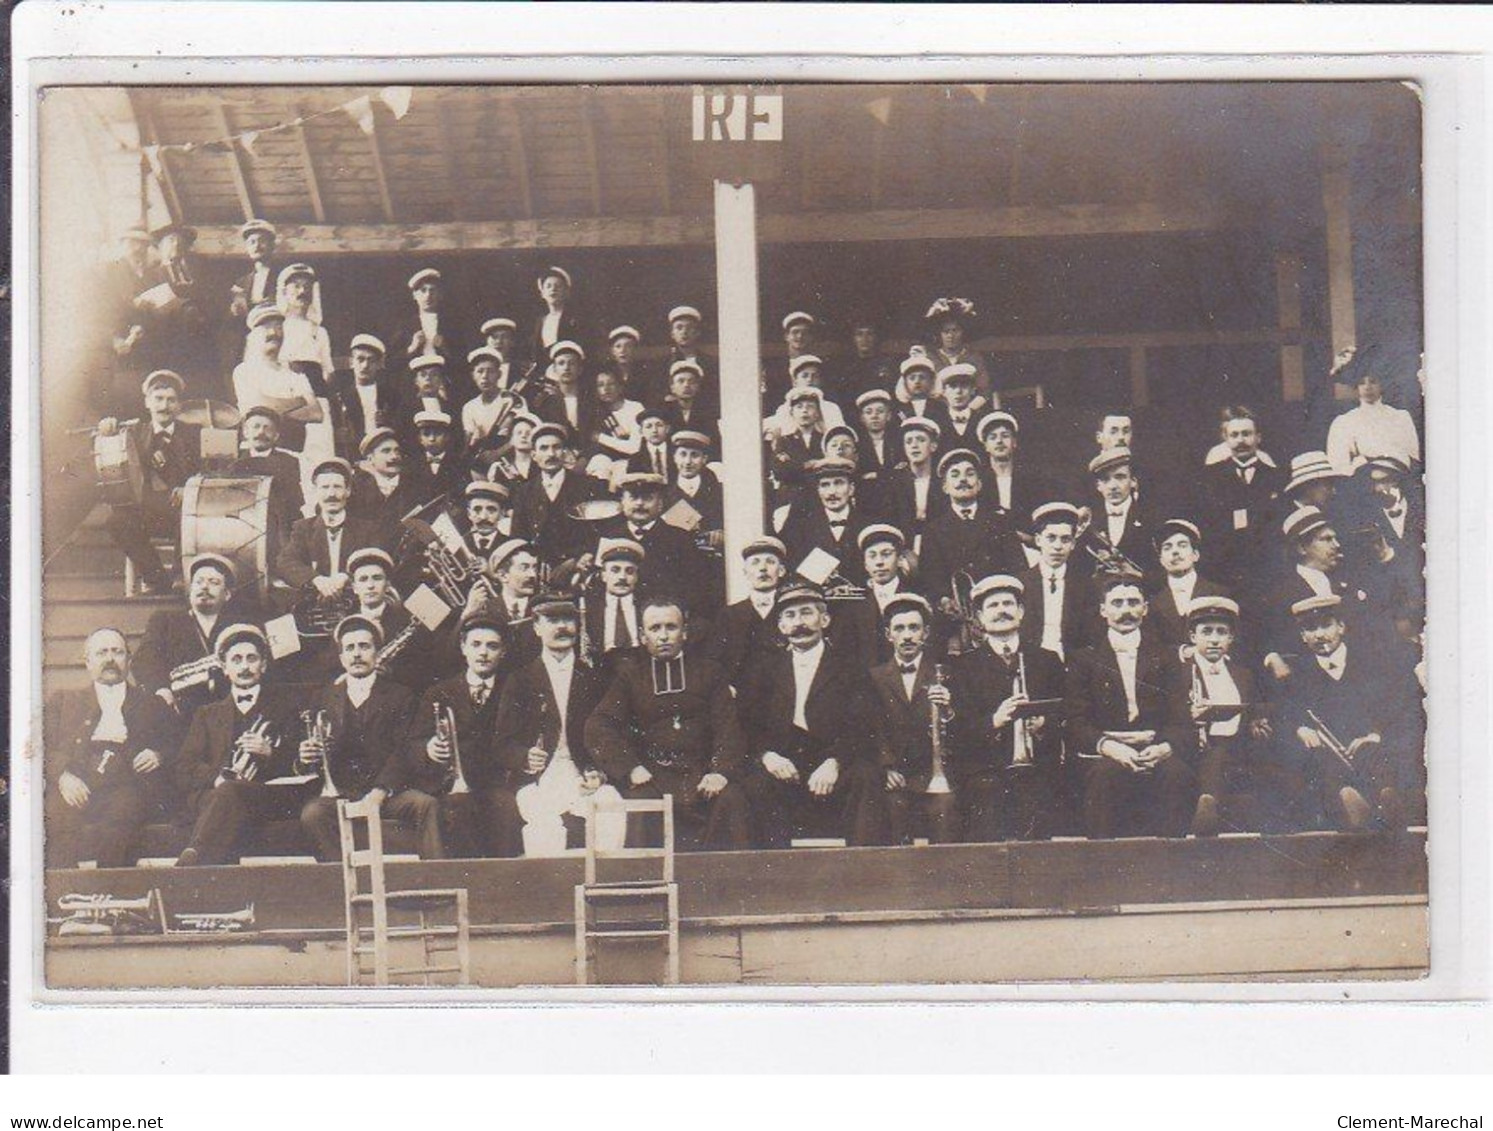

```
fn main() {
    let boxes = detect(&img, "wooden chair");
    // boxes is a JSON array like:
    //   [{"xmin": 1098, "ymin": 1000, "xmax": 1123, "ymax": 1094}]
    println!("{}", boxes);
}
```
[
  {"xmin": 337, "ymin": 797, "xmax": 470, "ymax": 987},
  {"xmin": 573, "ymin": 795, "xmax": 679, "ymax": 986}
]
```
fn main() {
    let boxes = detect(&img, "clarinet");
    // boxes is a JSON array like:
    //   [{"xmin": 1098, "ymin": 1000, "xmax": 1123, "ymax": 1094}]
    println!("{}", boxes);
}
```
[{"xmin": 926, "ymin": 663, "xmax": 952, "ymax": 794}]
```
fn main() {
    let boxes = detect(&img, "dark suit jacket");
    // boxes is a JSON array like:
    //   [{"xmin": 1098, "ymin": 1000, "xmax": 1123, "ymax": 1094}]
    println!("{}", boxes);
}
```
[
  {"xmin": 1272, "ymin": 644, "xmax": 1415, "ymax": 754},
  {"xmin": 1078, "ymin": 500, "xmax": 1157, "ymax": 581},
  {"xmin": 706, "ymin": 597, "xmax": 785, "ymax": 689},
  {"xmin": 666, "ymin": 472, "xmax": 724, "ymax": 532},
  {"xmin": 1195, "ymin": 458, "xmax": 1288, "ymax": 572},
  {"xmin": 388, "ymin": 310, "xmax": 470, "ymax": 375},
  {"xmin": 1063, "ymin": 631, "xmax": 1194, "ymax": 761},
  {"xmin": 948, "ymin": 641, "xmax": 1066, "ymax": 778},
  {"xmin": 917, "ymin": 502, "xmax": 1025, "ymax": 605},
  {"xmin": 528, "ymin": 306, "xmax": 589, "ymax": 367},
  {"xmin": 493, "ymin": 652, "xmax": 606, "ymax": 778},
  {"xmin": 329, "ymin": 371, "xmax": 402, "ymax": 459},
  {"xmin": 402, "ymin": 674, "xmax": 508, "ymax": 794},
  {"xmin": 349, "ymin": 469, "xmax": 430, "ymax": 538},
  {"xmin": 274, "ymin": 513, "xmax": 386, "ymax": 590},
  {"xmin": 737, "ymin": 642, "xmax": 877, "ymax": 773},
  {"xmin": 1017, "ymin": 565, "xmax": 1099, "ymax": 660},
  {"xmin": 509, "ymin": 468, "xmax": 597, "ymax": 565},
  {"xmin": 45, "ymin": 684, "xmax": 177, "ymax": 798},
  {"xmin": 585, "ymin": 650, "xmax": 747, "ymax": 783},
  {"xmin": 869, "ymin": 654, "xmax": 943, "ymax": 791},
  {"xmin": 1259, "ymin": 568, "xmax": 1377, "ymax": 664},
  {"xmin": 627, "ymin": 440, "xmax": 676, "ymax": 481},
  {"xmin": 884, "ymin": 467, "xmax": 941, "ymax": 547},
  {"xmin": 779, "ymin": 502, "xmax": 876, "ymax": 587},
  {"xmin": 1146, "ymin": 574, "xmax": 1234, "ymax": 651},
  {"xmin": 306, "ymin": 676, "xmax": 414, "ymax": 796},
  {"xmin": 978, "ymin": 464, "xmax": 1057, "ymax": 535},
  {"xmin": 594, "ymin": 516, "xmax": 712, "ymax": 612},
  {"xmin": 129, "ymin": 420, "xmax": 202, "ymax": 499},
  {"xmin": 175, "ymin": 683, "xmax": 300, "ymax": 806},
  {"xmin": 230, "ymin": 449, "xmax": 305, "ymax": 541}
]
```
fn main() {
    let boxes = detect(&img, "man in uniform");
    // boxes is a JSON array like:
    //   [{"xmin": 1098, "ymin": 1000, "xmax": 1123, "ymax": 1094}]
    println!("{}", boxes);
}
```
[
  {"xmin": 737, "ymin": 582, "xmax": 882, "ymax": 848},
  {"xmin": 595, "ymin": 472, "xmax": 710, "ymax": 613},
  {"xmin": 1018, "ymin": 502, "xmax": 1095, "ymax": 663},
  {"xmin": 173, "ymin": 624, "xmax": 303, "ymax": 866},
  {"xmin": 585, "ymin": 595, "xmax": 753, "ymax": 850},
  {"xmin": 1063, "ymin": 573, "xmax": 1195, "ymax": 839},
  {"xmin": 408, "ymin": 403, "xmax": 466, "ymax": 504},
  {"xmin": 948, "ymin": 575, "xmax": 1066, "ymax": 842},
  {"xmin": 45, "ymin": 628, "xmax": 174, "ymax": 868},
  {"xmin": 868, "ymin": 593, "xmax": 959, "ymax": 845}
]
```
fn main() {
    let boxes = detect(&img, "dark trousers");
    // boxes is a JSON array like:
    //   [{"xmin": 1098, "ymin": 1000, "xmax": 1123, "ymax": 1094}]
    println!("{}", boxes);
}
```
[
  {"xmin": 300, "ymin": 790, "xmax": 444, "ymax": 862},
  {"xmin": 1080, "ymin": 755, "xmax": 1197, "ymax": 839},
  {"xmin": 621, "ymin": 767, "xmax": 752, "ymax": 851},
  {"xmin": 1306, "ymin": 741, "xmax": 1409, "ymax": 830},
  {"xmin": 184, "ymin": 779, "xmax": 306, "ymax": 865},
  {"xmin": 961, "ymin": 765, "xmax": 1055, "ymax": 843},
  {"xmin": 107, "ymin": 494, "xmax": 177, "ymax": 586},
  {"xmin": 742, "ymin": 758, "xmax": 882, "ymax": 848},
  {"xmin": 440, "ymin": 785, "xmax": 523, "ymax": 858},
  {"xmin": 47, "ymin": 784, "xmax": 148, "ymax": 869},
  {"xmin": 884, "ymin": 786, "xmax": 960, "ymax": 845}
]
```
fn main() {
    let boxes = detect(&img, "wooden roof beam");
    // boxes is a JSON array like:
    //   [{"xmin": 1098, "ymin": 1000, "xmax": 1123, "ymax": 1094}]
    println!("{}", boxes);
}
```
[
  {"xmin": 366, "ymin": 112, "xmax": 396, "ymax": 223},
  {"xmin": 213, "ymin": 102, "xmax": 259, "ymax": 222},
  {"xmin": 127, "ymin": 91, "xmax": 183, "ymax": 223},
  {"xmin": 292, "ymin": 101, "xmax": 326, "ymax": 223},
  {"xmin": 579, "ymin": 89, "xmax": 603, "ymax": 216}
]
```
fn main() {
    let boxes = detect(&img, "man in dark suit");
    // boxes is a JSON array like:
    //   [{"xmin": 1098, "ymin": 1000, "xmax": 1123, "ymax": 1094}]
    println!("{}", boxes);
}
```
[
  {"xmin": 974, "ymin": 411, "xmax": 1052, "ymax": 537},
  {"xmin": 936, "ymin": 364, "xmax": 984, "ymax": 452},
  {"xmin": 509, "ymin": 422, "xmax": 597, "ymax": 567},
  {"xmin": 400, "ymin": 614, "xmax": 523, "ymax": 858},
  {"xmin": 1195, "ymin": 405, "xmax": 1287, "ymax": 593},
  {"xmin": 226, "ymin": 219, "xmax": 279, "ymax": 325},
  {"xmin": 767, "ymin": 387, "xmax": 827, "ymax": 509},
  {"xmin": 778, "ymin": 457, "xmax": 876, "ymax": 590},
  {"xmin": 98, "ymin": 368, "xmax": 201, "ymax": 595},
  {"xmin": 349, "ymin": 428, "xmax": 426, "ymax": 539},
  {"xmin": 530, "ymin": 265, "xmax": 589, "ymax": 364},
  {"xmin": 586, "ymin": 595, "xmax": 753, "ymax": 850},
  {"xmin": 884, "ymin": 416, "xmax": 942, "ymax": 554},
  {"xmin": 868, "ymin": 594, "xmax": 959, "ymax": 844},
  {"xmin": 893, "ymin": 356, "xmax": 947, "ymax": 432},
  {"xmin": 296, "ymin": 615, "xmax": 438, "ymax": 861},
  {"xmin": 1080, "ymin": 447, "xmax": 1155, "ymax": 581},
  {"xmin": 406, "ymin": 404, "xmax": 467, "ymax": 506},
  {"xmin": 830, "ymin": 523, "xmax": 920, "ymax": 669},
  {"xmin": 948, "ymin": 576, "xmax": 1067, "ymax": 842},
  {"xmin": 1272, "ymin": 594, "xmax": 1420, "ymax": 833},
  {"xmin": 230, "ymin": 406, "xmax": 305, "ymax": 574},
  {"xmin": 133, "ymin": 553, "xmax": 247, "ymax": 721},
  {"xmin": 496, "ymin": 593, "xmax": 626, "ymax": 856},
  {"xmin": 581, "ymin": 537, "xmax": 646, "ymax": 671},
  {"xmin": 389, "ymin": 267, "xmax": 466, "ymax": 374},
  {"xmin": 918, "ymin": 449, "xmax": 1025, "ymax": 639},
  {"xmin": 1063, "ymin": 572, "xmax": 1196, "ymax": 839},
  {"xmin": 45, "ymin": 629, "xmax": 175, "ymax": 868},
  {"xmin": 627, "ymin": 408, "xmax": 675, "ymax": 481},
  {"xmin": 595, "ymin": 472, "xmax": 712, "ymax": 614},
  {"xmin": 532, "ymin": 340, "xmax": 598, "ymax": 440},
  {"xmin": 852, "ymin": 389, "xmax": 902, "ymax": 519},
  {"xmin": 667, "ymin": 429, "xmax": 725, "ymax": 553},
  {"xmin": 329, "ymin": 334, "xmax": 400, "ymax": 460},
  {"xmin": 658, "ymin": 359, "xmax": 720, "ymax": 451},
  {"xmin": 274, "ymin": 458, "xmax": 385, "ymax": 609},
  {"xmin": 1019, "ymin": 502, "xmax": 1096, "ymax": 663},
  {"xmin": 1146, "ymin": 519, "xmax": 1235, "ymax": 653},
  {"xmin": 173, "ymin": 624, "xmax": 304, "ymax": 866},
  {"xmin": 707, "ymin": 535, "xmax": 789, "ymax": 691},
  {"xmin": 459, "ymin": 538, "xmax": 543, "ymax": 680},
  {"xmin": 737, "ymin": 583, "xmax": 883, "ymax": 847},
  {"xmin": 459, "ymin": 480, "xmax": 511, "ymax": 559}
]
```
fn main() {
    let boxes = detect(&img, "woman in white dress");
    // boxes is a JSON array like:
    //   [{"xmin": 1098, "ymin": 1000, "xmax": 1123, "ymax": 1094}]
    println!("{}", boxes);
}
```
[{"xmin": 231, "ymin": 302, "xmax": 326, "ymax": 516}]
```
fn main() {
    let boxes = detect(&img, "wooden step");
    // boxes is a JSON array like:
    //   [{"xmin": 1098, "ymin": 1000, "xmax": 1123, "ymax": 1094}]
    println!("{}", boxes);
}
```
[
  {"xmin": 41, "ymin": 665, "xmax": 92, "ymax": 692},
  {"xmin": 44, "ymin": 596, "xmax": 176, "ymax": 639},
  {"xmin": 45, "ymin": 632, "xmax": 146, "ymax": 668}
]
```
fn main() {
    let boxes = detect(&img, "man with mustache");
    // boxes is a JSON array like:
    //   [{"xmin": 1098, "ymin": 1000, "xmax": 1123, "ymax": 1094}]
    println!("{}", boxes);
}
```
[
  {"xmin": 132, "ymin": 553, "xmax": 244, "ymax": 720},
  {"xmin": 1079, "ymin": 448, "xmax": 1154, "ymax": 581},
  {"xmin": 495, "ymin": 593, "xmax": 625, "ymax": 856},
  {"xmin": 229, "ymin": 406, "xmax": 305, "ymax": 546},
  {"xmin": 779, "ymin": 457, "xmax": 876, "ymax": 589},
  {"xmin": 738, "ymin": 582, "xmax": 882, "ymax": 847},
  {"xmin": 349, "ymin": 428, "xmax": 422, "ymax": 537},
  {"xmin": 460, "ymin": 480, "xmax": 511, "ymax": 557},
  {"xmin": 44, "ymin": 628, "xmax": 174, "ymax": 868},
  {"xmin": 1196, "ymin": 405, "xmax": 1285, "ymax": 592},
  {"xmin": 1063, "ymin": 572, "xmax": 1196, "ymax": 839},
  {"xmin": 948, "ymin": 575, "xmax": 1066, "ymax": 842},
  {"xmin": 1145, "ymin": 519, "xmax": 1235, "ymax": 654},
  {"xmin": 1260, "ymin": 506, "xmax": 1376, "ymax": 682},
  {"xmin": 274, "ymin": 457, "xmax": 385, "ymax": 609}
]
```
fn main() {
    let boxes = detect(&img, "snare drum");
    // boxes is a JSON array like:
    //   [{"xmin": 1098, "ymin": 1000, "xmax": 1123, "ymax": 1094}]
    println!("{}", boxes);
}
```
[
  {"xmin": 93, "ymin": 430, "xmax": 144, "ymax": 506},
  {"xmin": 180, "ymin": 475, "xmax": 273, "ymax": 598}
]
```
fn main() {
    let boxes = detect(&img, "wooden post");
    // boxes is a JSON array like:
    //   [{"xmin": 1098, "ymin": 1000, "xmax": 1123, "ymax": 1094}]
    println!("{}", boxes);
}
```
[
  {"xmin": 1322, "ymin": 147, "xmax": 1357, "ymax": 400},
  {"xmin": 714, "ymin": 180, "xmax": 766, "ymax": 603},
  {"xmin": 1275, "ymin": 251, "xmax": 1306, "ymax": 403}
]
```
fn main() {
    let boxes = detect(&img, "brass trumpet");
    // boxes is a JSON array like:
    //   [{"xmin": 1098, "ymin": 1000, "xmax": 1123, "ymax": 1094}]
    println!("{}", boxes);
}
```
[
  {"xmin": 226, "ymin": 714, "xmax": 275, "ymax": 782},
  {"xmin": 434, "ymin": 700, "xmax": 470, "ymax": 796},
  {"xmin": 300, "ymin": 709, "xmax": 339, "ymax": 799},
  {"xmin": 1012, "ymin": 651, "xmax": 1035, "ymax": 767}
]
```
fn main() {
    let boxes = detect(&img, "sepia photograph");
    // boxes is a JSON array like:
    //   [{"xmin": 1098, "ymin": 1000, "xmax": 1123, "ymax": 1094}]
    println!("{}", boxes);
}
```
[{"xmin": 30, "ymin": 76, "xmax": 1428, "ymax": 991}]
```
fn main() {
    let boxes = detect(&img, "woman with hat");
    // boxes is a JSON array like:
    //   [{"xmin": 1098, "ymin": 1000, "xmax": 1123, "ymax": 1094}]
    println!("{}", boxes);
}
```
[{"xmin": 923, "ymin": 296, "xmax": 993, "ymax": 403}]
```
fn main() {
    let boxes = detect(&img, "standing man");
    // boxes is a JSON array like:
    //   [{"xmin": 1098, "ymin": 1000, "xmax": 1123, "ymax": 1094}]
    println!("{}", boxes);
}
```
[
  {"xmin": 496, "ymin": 592, "xmax": 626, "ymax": 856},
  {"xmin": 975, "ymin": 411, "xmax": 1049, "ymax": 533},
  {"xmin": 738, "ymin": 583, "xmax": 882, "ymax": 848},
  {"xmin": 885, "ymin": 416, "xmax": 942, "ymax": 553},
  {"xmin": 1018, "ymin": 502, "xmax": 1095, "ymax": 663},
  {"xmin": 392, "ymin": 268, "xmax": 461, "ymax": 371},
  {"xmin": 274, "ymin": 457, "xmax": 385, "ymax": 611},
  {"xmin": 348, "ymin": 428, "xmax": 422, "ymax": 539},
  {"xmin": 869, "ymin": 594, "xmax": 960, "ymax": 845},
  {"xmin": 1196, "ymin": 405, "xmax": 1285, "ymax": 591},
  {"xmin": 330, "ymin": 334, "xmax": 397, "ymax": 459},
  {"xmin": 1063, "ymin": 573, "xmax": 1195, "ymax": 839},
  {"xmin": 45, "ymin": 629, "xmax": 174, "ymax": 868},
  {"xmin": 227, "ymin": 219, "xmax": 279, "ymax": 322},
  {"xmin": 708, "ymin": 535, "xmax": 789, "ymax": 691},
  {"xmin": 531, "ymin": 266, "xmax": 585, "ymax": 363},
  {"xmin": 948, "ymin": 575, "xmax": 1066, "ymax": 842},
  {"xmin": 586, "ymin": 595, "xmax": 753, "ymax": 850},
  {"xmin": 596, "ymin": 472, "xmax": 710, "ymax": 613},
  {"xmin": 1146, "ymin": 519, "xmax": 1234, "ymax": 652}
]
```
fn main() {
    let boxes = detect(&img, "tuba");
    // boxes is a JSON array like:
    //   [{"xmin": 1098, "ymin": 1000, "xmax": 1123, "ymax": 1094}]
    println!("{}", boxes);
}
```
[{"xmin": 434, "ymin": 700, "xmax": 470, "ymax": 796}]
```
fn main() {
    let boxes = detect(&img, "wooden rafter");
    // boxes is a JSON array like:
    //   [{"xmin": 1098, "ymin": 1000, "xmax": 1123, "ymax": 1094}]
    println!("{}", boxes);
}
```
[
  {"xmin": 213, "ymin": 102, "xmax": 258, "ymax": 221},
  {"xmin": 292, "ymin": 101, "xmax": 326, "ymax": 223},
  {"xmin": 127, "ymin": 91, "xmax": 183, "ymax": 223},
  {"xmin": 365, "ymin": 110, "xmax": 396, "ymax": 223},
  {"xmin": 508, "ymin": 98, "xmax": 535, "ymax": 219},
  {"xmin": 579, "ymin": 89, "xmax": 603, "ymax": 216}
]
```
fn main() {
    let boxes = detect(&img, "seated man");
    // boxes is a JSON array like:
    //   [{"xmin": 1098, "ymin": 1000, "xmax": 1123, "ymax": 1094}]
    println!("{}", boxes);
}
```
[
  {"xmin": 1064, "ymin": 573, "xmax": 1195, "ymax": 839},
  {"xmin": 1080, "ymin": 447, "xmax": 1154, "ymax": 580},
  {"xmin": 1146, "ymin": 519, "xmax": 1234, "ymax": 654},
  {"xmin": 582, "ymin": 537, "xmax": 646, "ymax": 669},
  {"xmin": 274, "ymin": 457, "xmax": 385, "ymax": 613},
  {"xmin": 401, "ymin": 613, "xmax": 523, "ymax": 858},
  {"xmin": 174, "ymin": 624, "xmax": 303, "ymax": 866},
  {"xmin": 707, "ymin": 535, "xmax": 789, "ymax": 692},
  {"xmin": 830, "ymin": 522, "xmax": 918, "ymax": 669},
  {"xmin": 230, "ymin": 406, "xmax": 304, "ymax": 541},
  {"xmin": 737, "ymin": 582, "xmax": 882, "ymax": 848},
  {"xmin": 494, "ymin": 592, "xmax": 625, "ymax": 857},
  {"xmin": 779, "ymin": 457, "xmax": 876, "ymax": 589},
  {"xmin": 585, "ymin": 595, "xmax": 752, "ymax": 850},
  {"xmin": 1273, "ymin": 595, "xmax": 1419, "ymax": 833},
  {"xmin": 919, "ymin": 448, "xmax": 1025, "ymax": 638},
  {"xmin": 869, "ymin": 594, "xmax": 959, "ymax": 845},
  {"xmin": 132, "ymin": 552, "xmax": 244, "ymax": 720},
  {"xmin": 460, "ymin": 479, "xmax": 511, "ymax": 557},
  {"xmin": 509, "ymin": 422, "xmax": 596, "ymax": 567},
  {"xmin": 948, "ymin": 575, "xmax": 1066, "ymax": 842},
  {"xmin": 296, "ymin": 615, "xmax": 439, "ymax": 861},
  {"xmin": 349, "ymin": 427, "xmax": 424, "ymax": 537},
  {"xmin": 45, "ymin": 628, "xmax": 174, "ymax": 868},
  {"xmin": 596, "ymin": 472, "xmax": 711, "ymax": 613},
  {"xmin": 98, "ymin": 368, "xmax": 201, "ymax": 595}
]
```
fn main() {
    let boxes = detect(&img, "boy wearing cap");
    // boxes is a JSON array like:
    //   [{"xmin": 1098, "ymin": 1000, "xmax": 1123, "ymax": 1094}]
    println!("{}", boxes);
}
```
[
  {"xmin": 97, "ymin": 369, "xmax": 202, "ymax": 595},
  {"xmin": 768, "ymin": 388, "xmax": 828, "ymax": 504},
  {"xmin": 173, "ymin": 624, "xmax": 302, "ymax": 866},
  {"xmin": 1146, "ymin": 519, "xmax": 1234, "ymax": 652},
  {"xmin": 602, "ymin": 324, "xmax": 649, "ymax": 397},
  {"xmin": 975, "ymin": 411, "xmax": 1052, "ymax": 535},
  {"xmin": 461, "ymin": 346, "xmax": 527, "ymax": 462},
  {"xmin": 854, "ymin": 388, "xmax": 901, "ymax": 500},
  {"xmin": 885, "ymin": 415, "xmax": 942, "ymax": 550},
  {"xmin": 918, "ymin": 450, "xmax": 1025, "ymax": 619},
  {"xmin": 660, "ymin": 359, "xmax": 719, "ymax": 440},
  {"xmin": 298, "ymin": 616, "xmax": 436, "ymax": 861},
  {"xmin": 668, "ymin": 430, "xmax": 725, "ymax": 541},
  {"xmin": 45, "ymin": 628, "xmax": 175, "ymax": 868},
  {"xmin": 894, "ymin": 356, "xmax": 943, "ymax": 427},
  {"xmin": 831, "ymin": 523, "xmax": 918, "ymax": 669},
  {"xmin": 480, "ymin": 317, "xmax": 538, "ymax": 398},
  {"xmin": 737, "ymin": 583, "xmax": 882, "ymax": 847},
  {"xmin": 1064, "ymin": 573, "xmax": 1196, "ymax": 839},
  {"xmin": 1018, "ymin": 502, "xmax": 1097, "ymax": 662},
  {"xmin": 133, "ymin": 554, "xmax": 245, "ymax": 719},
  {"xmin": 948, "ymin": 575, "xmax": 1067, "ymax": 842},
  {"xmin": 707, "ymin": 537, "xmax": 790, "ymax": 690},
  {"xmin": 1273, "ymin": 595, "xmax": 1419, "ymax": 832},
  {"xmin": 535, "ymin": 340, "xmax": 597, "ymax": 437},
  {"xmin": 626, "ymin": 407, "xmax": 675, "ymax": 480},
  {"xmin": 868, "ymin": 593, "xmax": 960, "ymax": 845},
  {"xmin": 401, "ymin": 614, "xmax": 523, "ymax": 858},
  {"xmin": 938, "ymin": 365, "xmax": 982, "ymax": 448},
  {"xmin": 585, "ymin": 595, "xmax": 753, "ymax": 850},
  {"xmin": 1183, "ymin": 597, "xmax": 1271, "ymax": 836},
  {"xmin": 496, "ymin": 593, "xmax": 626, "ymax": 857},
  {"xmin": 531, "ymin": 266, "xmax": 585, "ymax": 362}
]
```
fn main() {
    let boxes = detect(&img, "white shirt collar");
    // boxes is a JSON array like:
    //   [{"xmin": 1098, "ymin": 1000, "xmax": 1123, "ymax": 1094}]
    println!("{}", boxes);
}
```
[
  {"xmin": 345, "ymin": 673, "xmax": 376, "ymax": 705},
  {"xmin": 1296, "ymin": 563, "xmax": 1333, "ymax": 596},
  {"xmin": 791, "ymin": 640, "xmax": 825, "ymax": 667},
  {"xmin": 94, "ymin": 681, "xmax": 127, "ymax": 708},
  {"xmin": 1107, "ymin": 628, "xmax": 1141, "ymax": 654},
  {"xmin": 750, "ymin": 591, "xmax": 776, "ymax": 615},
  {"xmin": 543, "ymin": 649, "xmax": 575, "ymax": 672},
  {"xmin": 1315, "ymin": 643, "xmax": 1349, "ymax": 677}
]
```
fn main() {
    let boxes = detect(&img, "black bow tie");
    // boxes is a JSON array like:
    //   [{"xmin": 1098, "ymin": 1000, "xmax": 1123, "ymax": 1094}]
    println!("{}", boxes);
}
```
[
  {"xmin": 234, "ymin": 693, "xmax": 256, "ymax": 708},
  {"xmin": 898, "ymin": 662, "xmax": 918, "ymax": 674}
]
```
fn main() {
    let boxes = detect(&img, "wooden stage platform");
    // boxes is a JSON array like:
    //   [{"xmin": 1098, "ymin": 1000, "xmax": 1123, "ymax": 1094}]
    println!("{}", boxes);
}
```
[{"xmin": 43, "ymin": 832, "xmax": 1429, "ymax": 990}]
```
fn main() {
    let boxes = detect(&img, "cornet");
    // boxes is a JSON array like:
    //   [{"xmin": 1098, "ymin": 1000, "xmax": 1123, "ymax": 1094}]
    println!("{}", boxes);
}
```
[
  {"xmin": 1012, "ymin": 651, "xmax": 1036, "ymax": 767},
  {"xmin": 171, "ymin": 905, "xmax": 255, "ymax": 933},
  {"xmin": 226, "ymin": 714, "xmax": 275, "ymax": 782},
  {"xmin": 434, "ymin": 700, "xmax": 470, "ymax": 796},
  {"xmin": 300, "ymin": 709, "xmax": 339, "ymax": 799}
]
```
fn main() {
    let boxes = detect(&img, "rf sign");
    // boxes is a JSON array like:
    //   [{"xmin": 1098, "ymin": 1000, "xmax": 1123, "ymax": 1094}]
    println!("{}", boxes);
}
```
[{"xmin": 692, "ymin": 87, "xmax": 784, "ymax": 142}]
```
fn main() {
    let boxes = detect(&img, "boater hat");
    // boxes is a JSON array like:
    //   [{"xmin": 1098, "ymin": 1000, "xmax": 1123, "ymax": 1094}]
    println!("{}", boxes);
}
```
[
  {"xmin": 882, "ymin": 592, "xmax": 933, "ymax": 624},
  {"xmin": 407, "ymin": 268, "xmax": 441, "ymax": 290},
  {"xmin": 549, "ymin": 340, "xmax": 585, "ymax": 362},
  {"xmin": 188, "ymin": 553, "xmax": 236, "ymax": 588},
  {"xmin": 1089, "ymin": 447, "xmax": 1134, "ymax": 477},
  {"xmin": 857, "ymin": 523, "xmax": 905, "ymax": 552},
  {"xmin": 976, "ymin": 411, "xmax": 1019, "ymax": 443},
  {"xmin": 1285, "ymin": 451, "xmax": 1340, "ymax": 494},
  {"xmin": 1290, "ymin": 594, "xmax": 1344, "ymax": 620},
  {"xmin": 856, "ymin": 389, "xmax": 893, "ymax": 409},
  {"xmin": 781, "ymin": 311, "xmax": 816, "ymax": 331},
  {"xmin": 239, "ymin": 218, "xmax": 276, "ymax": 240},
  {"xmin": 1186, "ymin": 596, "xmax": 1240, "ymax": 626},
  {"xmin": 789, "ymin": 355, "xmax": 824, "ymax": 378},
  {"xmin": 465, "ymin": 480, "xmax": 510, "ymax": 505},
  {"xmin": 140, "ymin": 369, "xmax": 184, "ymax": 396},
  {"xmin": 359, "ymin": 427, "xmax": 400, "ymax": 457},
  {"xmin": 900, "ymin": 415, "xmax": 942, "ymax": 441},
  {"xmin": 597, "ymin": 537, "xmax": 646, "ymax": 565},
  {"xmin": 969, "ymin": 574, "xmax": 1024, "ymax": 607},
  {"xmin": 345, "ymin": 547, "xmax": 395, "ymax": 577},
  {"xmin": 489, "ymin": 538, "xmax": 533, "ymax": 571},
  {"xmin": 480, "ymin": 317, "xmax": 518, "ymax": 335},
  {"xmin": 349, "ymin": 333, "xmax": 386, "ymax": 356},
  {"xmin": 1282, "ymin": 505, "xmax": 1331, "ymax": 543},
  {"xmin": 215, "ymin": 623, "xmax": 268, "ymax": 660},
  {"xmin": 1155, "ymin": 518, "xmax": 1203, "ymax": 549},
  {"xmin": 608, "ymin": 325, "xmax": 641, "ymax": 343},
  {"xmin": 668, "ymin": 305, "xmax": 702, "ymax": 324},
  {"xmin": 1031, "ymin": 502, "xmax": 1083, "ymax": 531},
  {"xmin": 935, "ymin": 448, "xmax": 981, "ymax": 479}
]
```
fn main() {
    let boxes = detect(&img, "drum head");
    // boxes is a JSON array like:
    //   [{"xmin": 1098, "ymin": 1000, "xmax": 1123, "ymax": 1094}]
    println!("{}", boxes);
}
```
[
  {"xmin": 180, "ymin": 474, "xmax": 272, "ymax": 597},
  {"xmin": 177, "ymin": 399, "xmax": 243, "ymax": 430}
]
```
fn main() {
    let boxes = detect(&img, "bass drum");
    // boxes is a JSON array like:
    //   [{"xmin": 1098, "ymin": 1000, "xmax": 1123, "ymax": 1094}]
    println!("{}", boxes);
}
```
[{"xmin": 179, "ymin": 474, "xmax": 273, "ymax": 599}]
